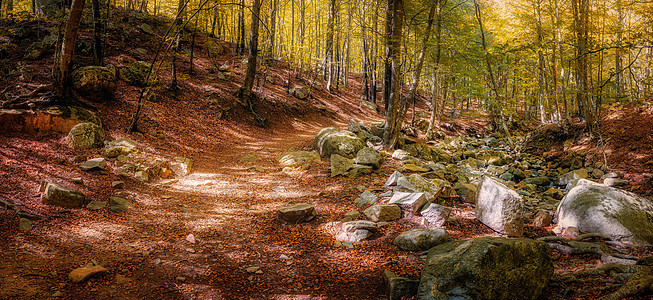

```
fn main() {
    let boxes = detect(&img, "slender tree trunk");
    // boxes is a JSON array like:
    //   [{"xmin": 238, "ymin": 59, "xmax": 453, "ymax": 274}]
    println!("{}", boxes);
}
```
[
  {"xmin": 237, "ymin": 0, "xmax": 245, "ymax": 55},
  {"xmin": 238, "ymin": 0, "xmax": 262, "ymax": 100},
  {"xmin": 92, "ymin": 0, "xmax": 103, "ymax": 66},
  {"xmin": 403, "ymin": 1, "xmax": 437, "ymax": 125},
  {"xmin": 427, "ymin": 0, "xmax": 445, "ymax": 138},
  {"xmin": 533, "ymin": 0, "xmax": 546, "ymax": 123},
  {"xmin": 58, "ymin": 0, "xmax": 86, "ymax": 97},
  {"xmin": 383, "ymin": 0, "xmax": 404, "ymax": 148},
  {"xmin": 325, "ymin": 0, "xmax": 336, "ymax": 92},
  {"xmin": 615, "ymin": 0, "xmax": 624, "ymax": 101},
  {"xmin": 268, "ymin": 0, "xmax": 277, "ymax": 58}
]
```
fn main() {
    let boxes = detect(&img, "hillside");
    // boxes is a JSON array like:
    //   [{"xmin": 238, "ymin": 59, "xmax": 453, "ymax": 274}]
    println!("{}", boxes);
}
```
[{"xmin": 1, "ymin": 8, "xmax": 653, "ymax": 300}]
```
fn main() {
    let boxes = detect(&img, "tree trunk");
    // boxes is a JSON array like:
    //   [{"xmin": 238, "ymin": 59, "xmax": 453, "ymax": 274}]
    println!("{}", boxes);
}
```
[
  {"xmin": 237, "ymin": 0, "xmax": 246, "ymax": 55},
  {"xmin": 615, "ymin": 0, "xmax": 624, "ymax": 101},
  {"xmin": 533, "ymin": 0, "xmax": 546, "ymax": 123},
  {"xmin": 92, "ymin": 0, "xmax": 103, "ymax": 66},
  {"xmin": 238, "ymin": 0, "xmax": 262, "ymax": 100},
  {"xmin": 427, "ymin": 0, "xmax": 445, "ymax": 138},
  {"xmin": 58, "ymin": 0, "xmax": 86, "ymax": 97},
  {"xmin": 403, "ymin": 1, "xmax": 437, "ymax": 125},
  {"xmin": 382, "ymin": 0, "xmax": 404, "ymax": 148},
  {"xmin": 267, "ymin": 0, "xmax": 277, "ymax": 58},
  {"xmin": 325, "ymin": 0, "xmax": 336, "ymax": 92}
]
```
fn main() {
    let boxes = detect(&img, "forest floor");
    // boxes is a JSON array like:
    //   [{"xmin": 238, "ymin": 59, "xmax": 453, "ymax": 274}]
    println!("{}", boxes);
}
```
[{"xmin": 1, "ymin": 9, "xmax": 653, "ymax": 300}]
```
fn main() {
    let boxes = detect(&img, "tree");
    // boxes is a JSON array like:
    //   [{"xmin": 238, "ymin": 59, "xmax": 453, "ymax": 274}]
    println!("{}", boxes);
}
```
[
  {"xmin": 382, "ymin": 0, "xmax": 404, "ymax": 148},
  {"xmin": 237, "ymin": 0, "xmax": 262, "ymax": 103},
  {"xmin": 57, "ymin": 0, "xmax": 87, "ymax": 97},
  {"xmin": 325, "ymin": 0, "xmax": 336, "ymax": 92}
]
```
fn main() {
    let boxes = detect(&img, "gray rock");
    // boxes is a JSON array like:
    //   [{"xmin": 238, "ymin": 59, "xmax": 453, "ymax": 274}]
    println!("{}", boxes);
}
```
[
  {"xmin": 80, "ymin": 158, "xmax": 107, "ymax": 171},
  {"xmin": 418, "ymin": 237, "xmax": 553, "ymax": 300},
  {"xmin": 335, "ymin": 220, "xmax": 378, "ymax": 242},
  {"xmin": 383, "ymin": 269, "xmax": 418, "ymax": 300},
  {"xmin": 555, "ymin": 183, "xmax": 653, "ymax": 246},
  {"xmin": 604, "ymin": 178, "xmax": 628, "ymax": 187},
  {"xmin": 384, "ymin": 171, "xmax": 406, "ymax": 187},
  {"xmin": 330, "ymin": 154, "xmax": 354, "ymax": 177},
  {"xmin": 388, "ymin": 192, "xmax": 428, "ymax": 215},
  {"xmin": 393, "ymin": 228, "xmax": 451, "ymax": 251},
  {"xmin": 276, "ymin": 204, "xmax": 317, "ymax": 224},
  {"xmin": 277, "ymin": 151, "xmax": 321, "ymax": 168},
  {"xmin": 356, "ymin": 190, "xmax": 378, "ymax": 208},
  {"xmin": 391, "ymin": 149, "xmax": 412, "ymax": 161},
  {"xmin": 109, "ymin": 197, "xmax": 133, "ymax": 213},
  {"xmin": 355, "ymin": 147, "xmax": 384, "ymax": 169},
  {"xmin": 558, "ymin": 169, "xmax": 588, "ymax": 186},
  {"xmin": 475, "ymin": 176, "xmax": 524, "ymax": 236},
  {"xmin": 112, "ymin": 181, "xmax": 125, "ymax": 189},
  {"xmin": 171, "ymin": 157, "xmax": 193, "ymax": 176},
  {"xmin": 86, "ymin": 201, "xmax": 107, "ymax": 210},
  {"xmin": 524, "ymin": 176, "xmax": 551, "ymax": 186},
  {"xmin": 420, "ymin": 203, "xmax": 452, "ymax": 228},
  {"xmin": 363, "ymin": 204, "xmax": 402, "ymax": 222},
  {"xmin": 138, "ymin": 23, "xmax": 155, "ymax": 35},
  {"xmin": 134, "ymin": 171, "xmax": 149, "ymax": 182},
  {"xmin": 67, "ymin": 122, "xmax": 105, "ymax": 150},
  {"xmin": 40, "ymin": 181, "xmax": 85, "ymax": 208},
  {"xmin": 348, "ymin": 119, "xmax": 361, "ymax": 133}
]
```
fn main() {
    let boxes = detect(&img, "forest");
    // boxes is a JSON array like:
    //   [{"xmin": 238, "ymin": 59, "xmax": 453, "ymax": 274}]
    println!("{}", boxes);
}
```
[{"xmin": 0, "ymin": 0, "xmax": 652, "ymax": 298}]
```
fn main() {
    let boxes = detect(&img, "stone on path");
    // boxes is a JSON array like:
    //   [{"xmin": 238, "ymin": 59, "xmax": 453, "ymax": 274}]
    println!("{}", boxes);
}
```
[
  {"xmin": 109, "ymin": 197, "xmax": 133, "ymax": 213},
  {"xmin": 277, "ymin": 151, "xmax": 321, "ymax": 168},
  {"xmin": 417, "ymin": 237, "xmax": 553, "ymax": 300},
  {"xmin": 420, "ymin": 203, "xmax": 452, "ymax": 228},
  {"xmin": 276, "ymin": 204, "xmax": 317, "ymax": 224},
  {"xmin": 19, "ymin": 218, "xmax": 33, "ymax": 231},
  {"xmin": 355, "ymin": 190, "xmax": 378, "ymax": 208},
  {"xmin": 334, "ymin": 220, "xmax": 378, "ymax": 242},
  {"xmin": 388, "ymin": 192, "xmax": 428, "ymax": 215},
  {"xmin": 475, "ymin": 176, "xmax": 524, "ymax": 237},
  {"xmin": 393, "ymin": 228, "xmax": 451, "ymax": 251},
  {"xmin": 67, "ymin": 122, "xmax": 105, "ymax": 150},
  {"xmin": 363, "ymin": 205, "xmax": 402, "ymax": 222},
  {"xmin": 86, "ymin": 201, "xmax": 107, "ymax": 210},
  {"xmin": 532, "ymin": 210, "xmax": 552, "ymax": 227},
  {"xmin": 80, "ymin": 158, "xmax": 107, "ymax": 171},
  {"xmin": 40, "ymin": 181, "xmax": 85, "ymax": 208},
  {"xmin": 555, "ymin": 183, "xmax": 653, "ymax": 246},
  {"xmin": 69, "ymin": 265, "xmax": 108, "ymax": 283},
  {"xmin": 454, "ymin": 182, "xmax": 477, "ymax": 204},
  {"xmin": 313, "ymin": 127, "xmax": 365, "ymax": 159},
  {"xmin": 354, "ymin": 147, "xmax": 384, "ymax": 169},
  {"xmin": 330, "ymin": 154, "xmax": 354, "ymax": 177}
]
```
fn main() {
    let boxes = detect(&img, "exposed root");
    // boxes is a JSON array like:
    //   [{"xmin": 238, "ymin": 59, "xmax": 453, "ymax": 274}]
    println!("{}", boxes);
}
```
[{"xmin": 601, "ymin": 266, "xmax": 653, "ymax": 300}]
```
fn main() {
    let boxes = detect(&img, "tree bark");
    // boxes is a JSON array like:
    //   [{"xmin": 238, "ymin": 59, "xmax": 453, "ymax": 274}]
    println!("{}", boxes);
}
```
[
  {"xmin": 92, "ymin": 0, "xmax": 103, "ymax": 66},
  {"xmin": 382, "ymin": 0, "xmax": 404, "ymax": 148},
  {"xmin": 238, "ymin": 0, "xmax": 262, "ymax": 100},
  {"xmin": 325, "ymin": 0, "xmax": 336, "ymax": 92},
  {"xmin": 58, "ymin": 0, "xmax": 86, "ymax": 97}
]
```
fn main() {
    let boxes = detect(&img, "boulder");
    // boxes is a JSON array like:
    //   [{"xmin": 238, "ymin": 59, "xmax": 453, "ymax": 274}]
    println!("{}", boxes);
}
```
[
  {"xmin": 384, "ymin": 270, "xmax": 419, "ymax": 300},
  {"xmin": 604, "ymin": 178, "xmax": 628, "ymax": 187},
  {"xmin": 171, "ymin": 157, "xmax": 193, "ymax": 176},
  {"xmin": 342, "ymin": 211, "xmax": 362, "ymax": 222},
  {"xmin": 109, "ymin": 197, "xmax": 133, "ymax": 213},
  {"xmin": 404, "ymin": 143, "xmax": 450, "ymax": 163},
  {"xmin": 420, "ymin": 203, "xmax": 452, "ymax": 228},
  {"xmin": 532, "ymin": 210, "xmax": 552, "ymax": 227},
  {"xmin": 313, "ymin": 127, "xmax": 365, "ymax": 159},
  {"xmin": 348, "ymin": 164, "xmax": 373, "ymax": 177},
  {"xmin": 418, "ymin": 237, "xmax": 553, "ymax": 300},
  {"xmin": 276, "ymin": 204, "xmax": 317, "ymax": 224},
  {"xmin": 334, "ymin": 220, "xmax": 378, "ymax": 242},
  {"xmin": 67, "ymin": 122, "xmax": 105, "ymax": 150},
  {"xmin": 277, "ymin": 151, "xmax": 321, "ymax": 168},
  {"xmin": 120, "ymin": 61, "xmax": 154, "ymax": 87},
  {"xmin": 385, "ymin": 171, "xmax": 406, "ymax": 187},
  {"xmin": 40, "ymin": 181, "xmax": 85, "ymax": 208},
  {"xmin": 330, "ymin": 154, "xmax": 354, "ymax": 177},
  {"xmin": 355, "ymin": 147, "xmax": 384, "ymax": 169},
  {"xmin": 71, "ymin": 65, "xmax": 117, "ymax": 101},
  {"xmin": 558, "ymin": 169, "xmax": 588, "ymax": 186},
  {"xmin": 393, "ymin": 228, "xmax": 451, "ymax": 252},
  {"xmin": 388, "ymin": 192, "xmax": 428, "ymax": 215},
  {"xmin": 475, "ymin": 176, "xmax": 524, "ymax": 236},
  {"xmin": 291, "ymin": 86, "xmax": 310, "ymax": 99},
  {"xmin": 555, "ymin": 184, "xmax": 653, "ymax": 246},
  {"xmin": 363, "ymin": 204, "xmax": 402, "ymax": 222},
  {"xmin": 524, "ymin": 176, "xmax": 551, "ymax": 186},
  {"xmin": 86, "ymin": 201, "xmax": 107, "ymax": 210},
  {"xmin": 80, "ymin": 158, "xmax": 107, "ymax": 171}
]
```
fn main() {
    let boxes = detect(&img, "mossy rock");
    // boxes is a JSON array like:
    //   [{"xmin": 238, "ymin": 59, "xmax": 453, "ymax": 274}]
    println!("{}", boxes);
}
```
[
  {"xmin": 67, "ymin": 122, "xmax": 105, "ymax": 150},
  {"xmin": 120, "ymin": 61, "xmax": 156, "ymax": 87},
  {"xmin": 71, "ymin": 65, "xmax": 117, "ymax": 101}
]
